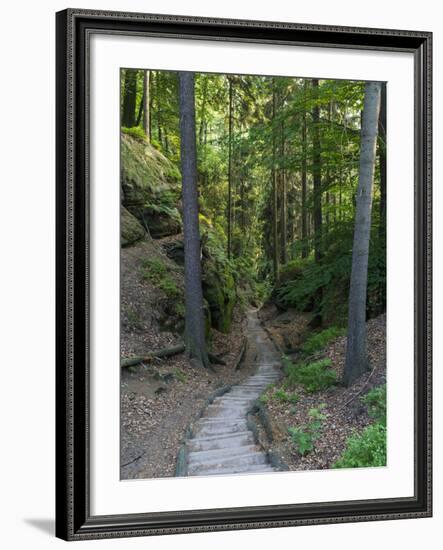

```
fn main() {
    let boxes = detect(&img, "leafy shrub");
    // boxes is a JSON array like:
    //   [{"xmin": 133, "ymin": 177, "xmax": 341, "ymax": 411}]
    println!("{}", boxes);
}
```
[
  {"xmin": 284, "ymin": 357, "xmax": 337, "ymax": 393},
  {"xmin": 288, "ymin": 405, "xmax": 327, "ymax": 456},
  {"xmin": 333, "ymin": 423, "xmax": 387, "ymax": 468},
  {"xmin": 362, "ymin": 385, "xmax": 386, "ymax": 425},
  {"xmin": 273, "ymin": 389, "xmax": 299, "ymax": 404},
  {"xmin": 301, "ymin": 326, "xmax": 345, "ymax": 355}
]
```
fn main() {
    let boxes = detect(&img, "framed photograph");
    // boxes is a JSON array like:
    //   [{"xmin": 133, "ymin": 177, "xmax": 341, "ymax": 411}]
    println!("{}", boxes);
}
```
[{"xmin": 55, "ymin": 8, "xmax": 432, "ymax": 541}]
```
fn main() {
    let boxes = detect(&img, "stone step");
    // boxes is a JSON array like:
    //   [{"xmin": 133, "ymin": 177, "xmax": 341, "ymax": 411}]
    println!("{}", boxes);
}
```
[
  {"xmin": 187, "ymin": 431, "xmax": 254, "ymax": 452},
  {"xmin": 187, "ymin": 451, "xmax": 267, "ymax": 474},
  {"xmin": 205, "ymin": 404, "xmax": 247, "ymax": 418},
  {"xmin": 191, "ymin": 463, "xmax": 275, "ymax": 476},
  {"xmin": 193, "ymin": 421, "xmax": 248, "ymax": 437},
  {"xmin": 212, "ymin": 397, "xmax": 255, "ymax": 407},
  {"xmin": 188, "ymin": 444, "xmax": 258, "ymax": 463}
]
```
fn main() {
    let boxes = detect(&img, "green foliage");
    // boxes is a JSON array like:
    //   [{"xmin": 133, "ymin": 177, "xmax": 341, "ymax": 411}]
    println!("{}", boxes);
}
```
[
  {"xmin": 174, "ymin": 368, "xmax": 187, "ymax": 383},
  {"xmin": 141, "ymin": 258, "xmax": 182, "ymax": 300},
  {"xmin": 362, "ymin": 385, "xmax": 387, "ymax": 425},
  {"xmin": 122, "ymin": 126, "xmax": 147, "ymax": 141},
  {"xmin": 334, "ymin": 385, "xmax": 387, "ymax": 468},
  {"xmin": 333, "ymin": 423, "xmax": 387, "ymax": 468},
  {"xmin": 259, "ymin": 394, "xmax": 269, "ymax": 405},
  {"xmin": 141, "ymin": 258, "xmax": 166, "ymax": 279},
  {"xmin": 158, "ymin": 278, "xmax": 181, "ymax": 299},
  {"xmin": 301, "ymin": 326, "xmax": 345, "ymax": 355},
  {"xmin": 273, "ymin": 388, "xmax": 300, "ymax": 403},
  {"xmin": 199, "ymin": 215, "xmax": 237, "ymax": 333},
  {"xmin": 283, "ymin": 357, "xmax": 336, "ymax": 393},
  {"xmin": 288, "ymin": 405, "xmax": 327, "ymax": 456},
  {"xmin": 120, "ymin": 70, "xmax": 386, "ymax": 324}
]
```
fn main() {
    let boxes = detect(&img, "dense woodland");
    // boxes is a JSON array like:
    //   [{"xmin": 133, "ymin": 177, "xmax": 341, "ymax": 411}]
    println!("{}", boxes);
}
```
[{"xmin": 120, "ymin": 68, "xmax": 386, "ymax": 474}]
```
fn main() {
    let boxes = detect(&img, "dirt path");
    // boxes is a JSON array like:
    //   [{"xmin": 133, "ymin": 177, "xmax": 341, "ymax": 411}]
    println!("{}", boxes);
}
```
[{"xmin": 183, "ymin": 310, "xmax": 281, "ymax": 477}]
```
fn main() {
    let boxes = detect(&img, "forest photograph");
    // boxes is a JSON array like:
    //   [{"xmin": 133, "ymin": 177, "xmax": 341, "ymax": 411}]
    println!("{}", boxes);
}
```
[{"xmin": 119, "ymin": 68, "xmax": 387, "ymax": 480}]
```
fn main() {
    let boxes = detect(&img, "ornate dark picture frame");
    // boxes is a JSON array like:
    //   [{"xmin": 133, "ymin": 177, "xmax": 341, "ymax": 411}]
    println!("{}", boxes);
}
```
[{"xmin": 55, "ymin": 8, "xmax": 432, "ymax": 541}]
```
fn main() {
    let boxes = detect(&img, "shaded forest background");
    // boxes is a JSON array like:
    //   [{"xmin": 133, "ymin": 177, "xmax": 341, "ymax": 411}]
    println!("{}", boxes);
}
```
[
  {"xmin": 120, "ymin": 69, "xmax": 386, "ymax": 329},
  {"xmin": 119, "ymin": 69, "xmax": 387, "ymax": 477}
]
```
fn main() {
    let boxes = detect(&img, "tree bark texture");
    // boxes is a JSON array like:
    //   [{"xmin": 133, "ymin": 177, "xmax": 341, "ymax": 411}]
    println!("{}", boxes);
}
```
[
  {"xmin": 122, "ymin": 69, "xmax": 137, "ymax": 128},
  {"xmin": 343, "ymin": 81, "xmax": 382, "ymax": 386},
  {"xmin": 179, "ymin": 71, "xmax": 209, "ymax": 368},
  {"xmin": 272, "ymin": 80, "xmax": 279, "ymax": 282},
  {"xmin": 312, "ymin": 79, "xmax": 322, "ymax": 263}
]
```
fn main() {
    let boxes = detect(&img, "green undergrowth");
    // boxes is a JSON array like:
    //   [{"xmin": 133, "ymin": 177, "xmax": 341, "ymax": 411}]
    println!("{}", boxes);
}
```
[
  {"xmin": 141, "ymin": 258, "xmax": 183, "ymax": 309},
  {"xmin": 260, "ymin": 387, "xmax": 299, "ymax": 405},
  {"xmin": 274, "ymin": 224, "xmax": 385, "ymax": 325},
  {"xmin": 282, "ymin": 356, "xmax": 337, "ymax": 393},
  {"xmin": 288, "ymin": 404, "xmax": 327, "ymax": 456},
  {"xmin": 301, "ymin": 326, "xmax": 345, "ymax": 355},
  {"xmin": 334, "ymin": 384, "xmax": 387, "ymax": 468}
]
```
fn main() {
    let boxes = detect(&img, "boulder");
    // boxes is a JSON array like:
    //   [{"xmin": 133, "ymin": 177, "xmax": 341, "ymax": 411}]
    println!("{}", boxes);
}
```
[
  {"xmin": 202, "ymin": 260, "xmax": 236, "ymax": 334},
  {"xmin": 138, "ymin": 207, "xmax": 181, "ymax": 239},
  {"xmin": 121, "ymin": 206, "xmax": 145, "ymax": 247}
]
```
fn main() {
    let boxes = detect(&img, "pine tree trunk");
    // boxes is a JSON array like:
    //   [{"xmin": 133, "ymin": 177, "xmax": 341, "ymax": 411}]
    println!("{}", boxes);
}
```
[
  {"xmin": 378, "ymin": 82, "xmax": 387, "ymax": 238},
  {"xmin": 227, "ymin": 77, "xmax": 234, "ymax": 259},
  {"xmin": 343, "ymin": 81, "xmax": 382, "ymax": 386},
  {"xmin": 179, "ymin": 71, "xmax": 209, "ymax": 368},
  {"xmin": 143, "ymin": 70, "xmax": 150, "ymax": 140},
  {"xmin": 301, "ymin": 81, "xmax": 308, "ymax": 259},
  {"xmin": 122, "ymin": 69, "xmax": 138, "ymax": 128},
  {"xmin": 272, "ymin": 79, "xmax": 279, "ymax": 282},
  {"xmin": 280, "ymin": 121, "xmax": 287, "ymax": 264},
  {"xmin": 312, "ymin": 79, "xmax": 322, "ymax": 263}
]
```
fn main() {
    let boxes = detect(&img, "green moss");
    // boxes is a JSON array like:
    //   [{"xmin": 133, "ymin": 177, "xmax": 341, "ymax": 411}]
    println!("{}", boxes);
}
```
[
  {"xmin": 121, "ymin": 206, "xmax": 145, "ymax": 247},
  {"xmin": 141, "ymin": 258, "xmax": 182, "ymax": 300},
  {"xmin": 202, "ymin": 263, "xmax": 235, "ymax": 333},
  {"xmin": 122, "ymin": 126, "xmax": 147, "ymax": 142},
  {"xmin": 120, "ymin": 133, "xmax": 181, "ymax": 237}
]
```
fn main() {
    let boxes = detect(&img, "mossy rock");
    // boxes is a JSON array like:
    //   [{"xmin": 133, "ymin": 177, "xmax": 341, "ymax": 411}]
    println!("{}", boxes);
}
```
[
  {"xmin": 202, "ymin": 260, "xmax": 236, "ymax": 334},
  {"xmin": 121, "ymin": 206, "xmax": 145, "ymax": 247},
  {"xmin": 120, "ymin": 132, "xmax": 182, "ymax": 237},
  {"xmin": 138, "ymin": 207, "xmax": 181, "ymax": 238}
]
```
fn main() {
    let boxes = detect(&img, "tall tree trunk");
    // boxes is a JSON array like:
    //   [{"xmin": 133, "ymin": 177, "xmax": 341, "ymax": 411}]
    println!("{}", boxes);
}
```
[
  {"xmin": 343, "ymin": 81, "xmax": 382, "ymax": 386},
  {"xmin": 301, "ymin": 81, "xmax": 308, "ymax": 259},
  {"xmin": 178, "ymin": 71, "xmax": 209, "ymax": 368},
  {"xmin": 143, "ymin": 70, "xmax": 150, "ymax": 140},
  {"xmin": 227, "ymin": 76, "xmax": 234, "ymax": 259},
  {"xmin": 122, "ymin": 69, "xmax": 137, "ymax": 128},
  {"xmin": 157, "ymin": 72, "xmax": 163, "ymax": 147},
  {"xmin": 148, "ymin": 71, "xmax": 153, "ymax": 142},
  {"xmin": 272, "ymin": 79, "xmax": 279, "ymax": 282},
  {"xmin": 136, "ymin": 94, "xmax": 143, "ymax": 127},
  {"xmin": 280, "ymin": 121, "xmax": 288, "ymax": 264},
  {"xmin": 199, "ymin": 76, "xmax": 209, "ymax": 146},
  {"xmin": 312, "ymin": 78, "xmax": 322, "ymax": 263},
  {"xmin": 378, "ymin": 82, "xmax": 387, "ymax": 238}
]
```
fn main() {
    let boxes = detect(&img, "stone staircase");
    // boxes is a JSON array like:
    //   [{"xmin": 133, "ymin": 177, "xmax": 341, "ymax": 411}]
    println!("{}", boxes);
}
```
[{"xmin": 183, "ymin": 310, "xmax": 281, "ymax": 477}]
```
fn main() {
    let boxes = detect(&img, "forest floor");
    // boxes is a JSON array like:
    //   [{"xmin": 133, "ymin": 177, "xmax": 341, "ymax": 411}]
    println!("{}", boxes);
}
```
[
  {"xmin": 257, "ymin": 306, "xmax": 386, "ymax": 470},
  {"xmin": 120, "ymin": 239, "xmax": 257, "ymax": 479}
]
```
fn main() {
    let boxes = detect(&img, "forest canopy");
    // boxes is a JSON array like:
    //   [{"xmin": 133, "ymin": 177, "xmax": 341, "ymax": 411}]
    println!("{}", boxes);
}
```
[{"xmin": 121, "ymin": 68, "xmax": 386, "ymax": 328}]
